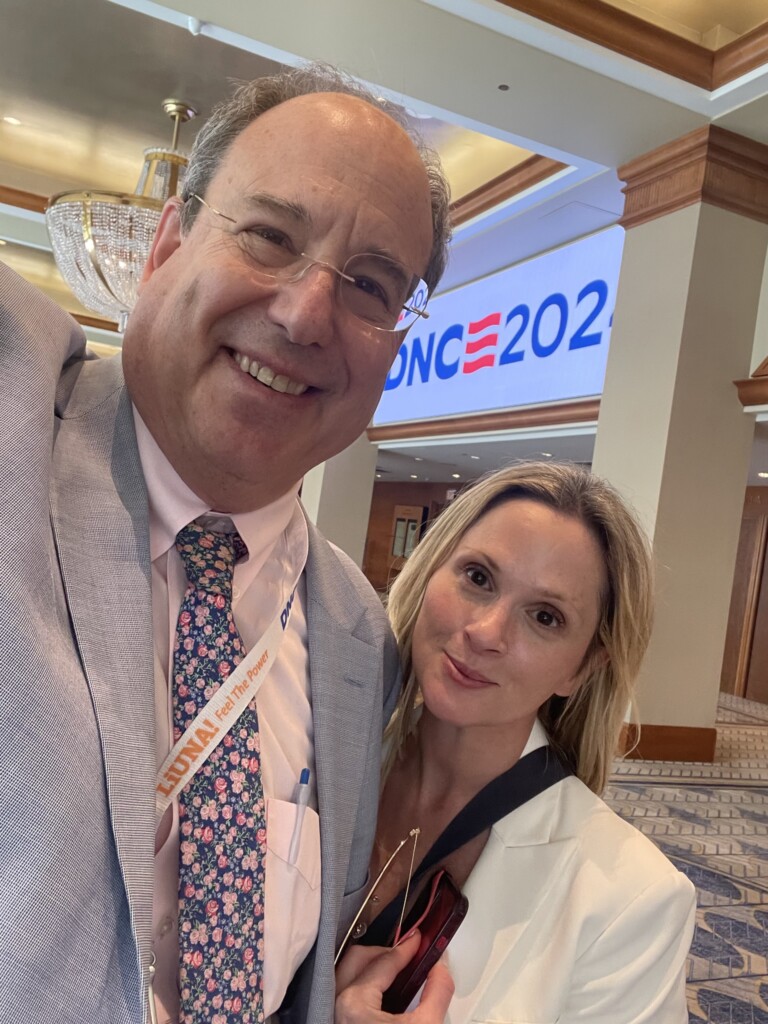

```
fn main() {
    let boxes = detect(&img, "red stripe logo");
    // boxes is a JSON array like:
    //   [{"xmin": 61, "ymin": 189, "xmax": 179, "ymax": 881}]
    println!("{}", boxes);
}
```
[{"xmin": 463, "ymin": 312, "xmax": 500, "ymax": 374}]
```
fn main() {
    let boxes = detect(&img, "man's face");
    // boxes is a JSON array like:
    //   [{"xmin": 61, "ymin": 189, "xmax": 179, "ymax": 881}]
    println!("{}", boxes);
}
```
[{"xmin": 122, "ymin": 93, "xmax": 434, "ymax": 512}]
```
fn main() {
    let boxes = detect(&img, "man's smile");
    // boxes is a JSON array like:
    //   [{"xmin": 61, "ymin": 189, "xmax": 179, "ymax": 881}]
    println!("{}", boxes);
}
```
[{"xmin": 230, "ymin": 348, "xmax": 309, "ymax": 395}]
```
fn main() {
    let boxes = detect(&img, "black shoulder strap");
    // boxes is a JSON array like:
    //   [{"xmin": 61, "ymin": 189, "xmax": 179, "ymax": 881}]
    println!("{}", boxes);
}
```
[{"xmin": 361, "ymin": 745, "xmax": 572, "ymax": 947}]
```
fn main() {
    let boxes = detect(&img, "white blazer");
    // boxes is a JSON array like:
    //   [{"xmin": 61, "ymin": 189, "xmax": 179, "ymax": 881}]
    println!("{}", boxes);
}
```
[{"xmin": 442, "ymin": 721, "xmax": 696, "ymax": 1024}]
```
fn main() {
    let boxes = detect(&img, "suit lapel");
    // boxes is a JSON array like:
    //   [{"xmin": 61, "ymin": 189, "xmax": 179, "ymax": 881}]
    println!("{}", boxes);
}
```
[
  {"xmin": 303, "ymin": 529, "xmax": 382, "ymax": 921},
  {"xmin": 50, "ymin": 354, "xmax": 156, "ymax": 965}
]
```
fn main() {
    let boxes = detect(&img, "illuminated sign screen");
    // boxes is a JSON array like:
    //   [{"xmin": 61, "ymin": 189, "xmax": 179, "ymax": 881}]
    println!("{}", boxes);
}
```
[{"xmin": 373, "ymin": 226, "xmax": 624, "ymax": 426}]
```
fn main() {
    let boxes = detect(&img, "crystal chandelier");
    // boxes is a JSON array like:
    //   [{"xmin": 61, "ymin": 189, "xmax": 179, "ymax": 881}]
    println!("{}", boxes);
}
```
[{"xmin": 46, "ymin": 98, "xmax": 197, "ymax": 332}]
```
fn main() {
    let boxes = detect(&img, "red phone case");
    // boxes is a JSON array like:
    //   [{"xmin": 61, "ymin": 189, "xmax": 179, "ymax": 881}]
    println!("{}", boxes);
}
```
[{"xmin": 381, "ymin": 870, "xmax": 469, "ymax": 1014}]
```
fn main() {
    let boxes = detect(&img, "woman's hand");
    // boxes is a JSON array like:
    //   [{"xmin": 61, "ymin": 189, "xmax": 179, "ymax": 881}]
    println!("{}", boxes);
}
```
[{"xmin": 335, "ymin": 932, "xmax": 454, "ymax": 1023}]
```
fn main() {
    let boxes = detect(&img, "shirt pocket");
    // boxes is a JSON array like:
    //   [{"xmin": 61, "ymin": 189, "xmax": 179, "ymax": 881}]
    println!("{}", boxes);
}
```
[{"xmin": 264, "ymin": 797, "xmax": 321, "ymax": 1013}]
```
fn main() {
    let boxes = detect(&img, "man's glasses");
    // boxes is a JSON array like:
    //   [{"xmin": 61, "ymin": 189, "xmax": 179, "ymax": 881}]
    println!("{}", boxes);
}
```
[{"xmin": 188, "ymin": 194, "xmax": 431, "ymax": 334}]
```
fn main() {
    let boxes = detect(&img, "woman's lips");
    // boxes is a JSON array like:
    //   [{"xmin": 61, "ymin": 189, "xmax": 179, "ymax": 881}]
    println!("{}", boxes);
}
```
[{"xmin": 444, "ymin": 653, "xmax": 496, "ymax": 688}]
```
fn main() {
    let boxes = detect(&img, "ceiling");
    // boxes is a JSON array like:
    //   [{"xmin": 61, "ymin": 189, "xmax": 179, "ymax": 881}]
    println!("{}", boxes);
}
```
[
  {"xmin": 377, "ymin": 421, "xmax": 768, "ymax": 488},
  {"xmin": 0, "ymin": 0, "xmax": 531, "ymax": 202},
  {"xmin": 0, "ymin": 0, "xmax": 535, "ymax": 346},
  {"xmin": 3, "ymin": 0, "xmax": 768, "ymax": 486},
  {"xmin": 376, "ymin": 430, "xmax": 595, "ymax": 483}
]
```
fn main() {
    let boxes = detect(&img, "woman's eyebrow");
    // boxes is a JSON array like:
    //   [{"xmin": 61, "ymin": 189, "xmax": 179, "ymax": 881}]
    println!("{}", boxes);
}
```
[
  {"xmin": 460, "ymin": 547, "xmax": 501, "ymax": 575},
  {"xmin": 535, "ymin": 587, "xmax": 569, "ymax": 604},
  {"xmin": 460, "ymin": 546, "xmax": 571, "ymax": 604}
]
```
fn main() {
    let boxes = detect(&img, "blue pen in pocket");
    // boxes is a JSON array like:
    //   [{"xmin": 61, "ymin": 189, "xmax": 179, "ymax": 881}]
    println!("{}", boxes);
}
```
[{"xmin": 288, "ymin": 768, "xmax": 311, "ymax": 866}]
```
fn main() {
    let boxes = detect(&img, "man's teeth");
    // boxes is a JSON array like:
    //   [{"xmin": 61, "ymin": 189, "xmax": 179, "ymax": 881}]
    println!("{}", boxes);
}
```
[{"xmin": 234, "ymin": 352, "xmax": 307, "ymax": 395}]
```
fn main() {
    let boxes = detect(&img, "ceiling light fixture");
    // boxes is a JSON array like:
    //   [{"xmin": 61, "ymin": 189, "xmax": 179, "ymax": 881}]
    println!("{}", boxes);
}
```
[
  {"xmin": 470, "ymin": 455, "xmax": 480, "ymax": 460},
  {"xmin": 410, "ymin": 474, "xmax": 418, "ymax": 479},
  {"xmin": 759, "ymin": 472, "xmax": 768, "ymax": 479},
  {"xmin": 2, "ymin": 116, "xmax": 22, "ymax": 126},
  {"xmin": 46, "ymin": 97, "xmax": 197, "ymax": 331},
  {"xmin": 452, "ymin": 473, "xmax": 461, "ymax": 479},
  {"xmin": 540, "ymin": 452, "xmax": 553, "ymax": 458}
]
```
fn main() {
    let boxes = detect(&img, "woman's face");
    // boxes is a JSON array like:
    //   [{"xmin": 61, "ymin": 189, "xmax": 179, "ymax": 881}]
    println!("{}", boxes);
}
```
[{"xmin": 412, "ymin": 499, "xmax": 607, "ymax": 735}]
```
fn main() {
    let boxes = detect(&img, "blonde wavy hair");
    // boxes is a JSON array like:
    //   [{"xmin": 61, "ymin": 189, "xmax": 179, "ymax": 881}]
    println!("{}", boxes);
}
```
[{"xmin": 385, "ymin": 462, "xmax": 654, "ymax": 795}]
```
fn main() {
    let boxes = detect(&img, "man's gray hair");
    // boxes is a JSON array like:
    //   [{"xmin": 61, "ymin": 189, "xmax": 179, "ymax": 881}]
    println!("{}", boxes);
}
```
[{"xmin": 179, "ymin": 62, "xmax": 451, "ymax": 292}]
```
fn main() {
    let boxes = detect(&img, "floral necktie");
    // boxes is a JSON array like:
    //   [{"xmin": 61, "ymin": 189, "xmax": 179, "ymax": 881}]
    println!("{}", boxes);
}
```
[{"xmin": 173, "ymin": 522, "xmax": 266, "ymax": 1023}]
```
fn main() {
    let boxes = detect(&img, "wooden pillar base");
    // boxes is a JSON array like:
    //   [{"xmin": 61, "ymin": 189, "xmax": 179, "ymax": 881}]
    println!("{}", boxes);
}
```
[{"xmin": 621, "ymin": 724, "xmax": 717, "ymax": 762}]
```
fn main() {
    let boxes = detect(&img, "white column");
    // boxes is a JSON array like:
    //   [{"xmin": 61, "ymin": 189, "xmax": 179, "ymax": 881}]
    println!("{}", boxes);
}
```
[
  {"xmin": 594, "ymin": 199, "xmax": 767, "ymax": 742},
  {"xmin": 301, "ymin": 432, "xmax": 378, "ymax": 568}
]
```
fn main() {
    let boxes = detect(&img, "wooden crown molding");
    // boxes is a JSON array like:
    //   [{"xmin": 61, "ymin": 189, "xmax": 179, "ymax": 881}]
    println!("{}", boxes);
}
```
[
  {"xmin": 451, "ymin": 155, "xmax": 567, "ymax": 226},
  {"xmin": 751, "ymin": 354, "xmax": 768, "ymax": 378},
  {"xmin": 494, "ymin": 0, "xmax": 768, "ymax": 90},
  {"xmin": 0, "ymin": 184, "xmax": 47, "ymax": 213},
  {"xmin": 72, "ymin": 312, "xmax": 119, "ymax": 333},
  {"xmin": 712, "ymin": 20, "xmax": 768, "ymax": 88},
  {"xmin": 735, "ymin": 375, "xmax": 768, "ymax": 407},
  {"xmin": 619, "ymin": 125, "xmax": 768, "ymax": 229},
  {"xmin": 367, "ymin": 398, "xmax": 599, "ymax": 443},
  {"xmin": 496, "ymin": 0, "xmax": 711, "ymax": 88}
]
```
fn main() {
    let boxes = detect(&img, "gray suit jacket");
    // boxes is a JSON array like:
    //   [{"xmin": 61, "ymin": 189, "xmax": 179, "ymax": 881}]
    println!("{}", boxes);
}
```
[{"xmin": 0, "ymin": 263, "xmax": 399, "ymax": 1024}]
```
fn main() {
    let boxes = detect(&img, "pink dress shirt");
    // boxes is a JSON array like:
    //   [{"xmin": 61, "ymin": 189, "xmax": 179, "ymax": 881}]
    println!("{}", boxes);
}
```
[{"xmin": 133, "ymin": 411, "xmax": 320, "ymax": 1023}]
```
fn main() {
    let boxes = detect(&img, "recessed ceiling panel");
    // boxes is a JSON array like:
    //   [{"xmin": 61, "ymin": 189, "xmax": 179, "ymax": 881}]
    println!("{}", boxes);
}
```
[
  {"xmin": 376, "ymin": 431, "xmax": 596, "ymax": 482},
  {"xmin": 600, "ymin": 0, "xmax": 768, "ymax": 45}
]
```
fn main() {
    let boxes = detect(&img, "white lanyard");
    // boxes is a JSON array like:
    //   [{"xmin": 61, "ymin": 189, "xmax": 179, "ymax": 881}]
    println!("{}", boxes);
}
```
[{"xmin": 156, "ymin": 510, "xmax": 306, "ymax": 819}]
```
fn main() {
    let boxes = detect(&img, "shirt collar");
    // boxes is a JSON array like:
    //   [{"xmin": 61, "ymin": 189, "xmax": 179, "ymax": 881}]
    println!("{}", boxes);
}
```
[
  {"xmin": 132, "ymin": 406, "xmax": 300, "ymax": 568},
  {"xmin": 523, "ymin": 718, "xmax": 550, "ymax": 755}
]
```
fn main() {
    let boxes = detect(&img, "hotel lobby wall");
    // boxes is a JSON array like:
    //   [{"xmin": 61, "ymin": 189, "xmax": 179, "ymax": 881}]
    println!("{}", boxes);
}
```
[
  {"xmin": 363, "ymin": 480, "xmax": 461, "ymax": 592},
  {"xmin": 721, "ymin": 486, "xmax": 768, "ymax": 705}
]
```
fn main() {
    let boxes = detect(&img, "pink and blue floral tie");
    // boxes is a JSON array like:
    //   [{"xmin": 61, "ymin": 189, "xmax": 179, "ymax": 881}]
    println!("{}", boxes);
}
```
[{"xmin": 173, "ymin": 523, "xmax": 266, "ymax": 1023}]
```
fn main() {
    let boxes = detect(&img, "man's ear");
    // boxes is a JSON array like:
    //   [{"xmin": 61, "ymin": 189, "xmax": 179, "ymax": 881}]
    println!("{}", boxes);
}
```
[{"xmin": 140, "ymin": 197, "xmax": 183, "ymax": 285}]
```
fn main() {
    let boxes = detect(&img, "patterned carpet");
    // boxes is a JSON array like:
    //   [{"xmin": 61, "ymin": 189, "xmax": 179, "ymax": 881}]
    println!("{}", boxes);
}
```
[{"xmin": 604, "ymin": 694, "xmax": 768, "ymax": 1023}]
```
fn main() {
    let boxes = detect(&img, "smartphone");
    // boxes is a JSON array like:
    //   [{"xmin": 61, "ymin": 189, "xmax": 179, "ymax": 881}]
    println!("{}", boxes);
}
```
[{"xmin": 381, "ymin": 869, "xmax": 469, "ymax": 1014}]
